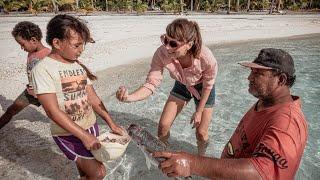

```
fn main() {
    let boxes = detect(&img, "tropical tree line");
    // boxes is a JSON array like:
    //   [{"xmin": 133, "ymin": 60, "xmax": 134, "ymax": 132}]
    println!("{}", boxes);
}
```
[{"xmin": 0, "ymin": 0, "xmax": 319, "ymax": 14}]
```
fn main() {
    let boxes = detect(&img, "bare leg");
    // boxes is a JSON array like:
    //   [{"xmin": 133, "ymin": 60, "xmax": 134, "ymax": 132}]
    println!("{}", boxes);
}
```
[
  {"xmin": 76, "ymin": 163, "xmax": 86, "ymax": 180},
  {"xmin": 76, "ymin": 158, "xmax": 106, "ymax": 180},
  {"xmin": 0, "ymin": 98, "xmax": 29, "ymax": 129},
  {"xmin": 158, "ymin": 95, "xmax": 185, "ymax": 145},
  {"xmin": 196, "ymin": 107, "xmax": 214, "ymax": 156}
]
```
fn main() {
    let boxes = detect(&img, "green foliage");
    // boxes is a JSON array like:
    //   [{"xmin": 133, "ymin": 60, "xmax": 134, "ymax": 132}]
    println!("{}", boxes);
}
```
[
  {"xmin": 251, "ymin": 0, "xmax": 269, "ymax": 10},
  {"xmin": 160, "ymin": 0, "xmax": 172, "ymax": 12},
  {"xmin": 202, "ymin": 0, "xmax": 211, "ymax": 12},
  {"xmin": 2, "ymin": 0, "xmax": 320, "ymax": 13},
  {"xmin": 134, "ymin": 0, "xmax": 148, "ymax": 14},
  {"xmin": 288, "ymin": 3, "xmax": 300, "ymax": 11},
  {"xmin": 32, "ymin": 0, "xmax": 52, "ymax": 12},
  {"xmin": 210, "ymin": 0, "xmax": 227, "ymax": 12},
  {"xmin": 108, "ymin": 0, "xmax": 133, "ymax": 12},
  {"xmin": 1, "ymin": 0, "xmax": 27, "ymax": 11},
  {"xmin": 78, "ymin": 0, "xmax": 95, "ymax": 11},
  {"xmin": 160, "ymin": 0, "xmax": 185, "ymax": 12}
]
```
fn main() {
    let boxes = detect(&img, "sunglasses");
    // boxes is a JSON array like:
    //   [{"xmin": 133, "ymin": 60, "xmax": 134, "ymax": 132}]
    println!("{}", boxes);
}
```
[{"xmin": 160, "ymin": 35, "xmax": 184, "ymax": 49}]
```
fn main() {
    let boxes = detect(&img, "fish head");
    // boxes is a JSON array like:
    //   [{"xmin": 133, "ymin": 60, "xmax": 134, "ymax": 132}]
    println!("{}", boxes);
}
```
[{"xmin": 127, "ymin": 124, "xmax": 143, "ymax": 145}]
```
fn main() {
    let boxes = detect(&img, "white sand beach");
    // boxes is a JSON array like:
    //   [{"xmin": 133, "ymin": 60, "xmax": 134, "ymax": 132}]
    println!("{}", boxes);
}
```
[{"xmin": 0, "ymin": 14, "xmax": 320, "ymax": 179}]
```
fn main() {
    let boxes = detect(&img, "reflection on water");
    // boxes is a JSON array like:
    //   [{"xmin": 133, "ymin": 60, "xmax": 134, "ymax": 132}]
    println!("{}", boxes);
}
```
[{"xmin": 101, "ymin": 34, "xmax": 320, "ymax": 180}]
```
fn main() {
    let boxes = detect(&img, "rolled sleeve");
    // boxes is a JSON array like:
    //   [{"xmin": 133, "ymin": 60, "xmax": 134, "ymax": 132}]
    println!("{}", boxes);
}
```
[
  {"xmin": 202, "ymin": 58, "xmax": 218, "ymax": 90},
  {"xmin": 31, "ymin": 63, "xmax": 56, "ymax": 94},
  {"xmin": 143, "ymin": 48, "xmax": 164, "ymax": 93}
]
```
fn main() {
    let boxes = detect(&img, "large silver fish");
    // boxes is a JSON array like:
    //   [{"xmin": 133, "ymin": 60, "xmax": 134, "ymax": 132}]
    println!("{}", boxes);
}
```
[
  {"xmin": 127, "ymin": 123, "xmax": 167, "ymax": 169},
  {"xmin": 127, "ymin": 123, "xmax": 192, "ymax": 179}
]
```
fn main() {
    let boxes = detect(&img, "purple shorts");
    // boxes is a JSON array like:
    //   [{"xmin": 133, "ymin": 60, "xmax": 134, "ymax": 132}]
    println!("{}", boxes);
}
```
[{"xmin": 53, "ymin": 123, "xmax": 99, "ymax": 161}]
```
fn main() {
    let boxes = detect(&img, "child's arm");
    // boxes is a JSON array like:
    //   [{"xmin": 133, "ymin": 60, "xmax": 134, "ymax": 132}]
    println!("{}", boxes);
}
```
[
  {"xmin": 37, "ymin": 93, "xmax": 101, "ymax": 150},
  {"xmin": 86, "ymin": 85, "xmax": 123, "ymax": 135}
]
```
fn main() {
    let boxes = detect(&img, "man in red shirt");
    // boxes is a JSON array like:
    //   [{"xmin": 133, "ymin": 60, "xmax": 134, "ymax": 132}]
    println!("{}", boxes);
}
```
[{"xmin": 153, "ymin": 48, "xmax": 308, "ymax": 180}]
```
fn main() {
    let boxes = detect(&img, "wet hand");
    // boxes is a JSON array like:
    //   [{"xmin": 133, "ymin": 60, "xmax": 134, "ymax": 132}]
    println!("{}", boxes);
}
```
[
  {"xmin": 111, "ymin": 125, "xmax": 125, "ymax": 136},
  {"xmin": 190, "ymin": 111, "xmax": 202, "ymax": 129},
  {"xmin": 82, "ymin": 133, "xmax": 101, "ymax": 151},
  {"xmin": 116, "ymin": 86, "xmax": 129, "ymax": 102},
  {"xmin": 153, "ymin": 151, "xmax": 193, "ymax": 177}
]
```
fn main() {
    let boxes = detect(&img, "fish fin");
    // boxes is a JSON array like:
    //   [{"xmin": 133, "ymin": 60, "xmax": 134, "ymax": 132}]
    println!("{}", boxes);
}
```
[{"xmin": 141, "ymin": 148, "xmax": 152, "ymax": 170}]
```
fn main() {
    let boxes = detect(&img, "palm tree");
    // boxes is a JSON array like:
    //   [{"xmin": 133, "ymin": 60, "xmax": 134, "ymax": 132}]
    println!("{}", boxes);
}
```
[
  {"xmin": 91, "ymin": 0, "xmax": 94, "ymax": 9},
  {"xmin": 190, "ymin": 0, "xmax": 193, "ymax": 11},
  {"xmin": 51, "ymin": 0, "xmax": 58, "ymax": 13},
  {"xmin": 236, "ymin": 0, "xmax": 239, "ymax": 12},
  {"xmin": 180, "ymin": 0, "xmax": 184, "ymax": 12},
  {"xmin": 76, "ymin": 0, "xmax": 79, "ymax": 9},
  {"xmin": 309, "ymin": 0, "xmax": 313, "ymax": 8},
  {"xmin": 195, "ymin": 0, "xmax": 200, "ymax": 11},
  {"xmin": 227, "ymin": 0, "xmax": 230, "ymax": 14},
  {"xmin": 277, "ymin": 0, "xmax": 282, "ymax": 12},
  {"xmin": 247, "ymin": 0, "xmax": 250, "ymax": 11},
  {"xmin": 269, "ymin": 0, "xmax": 275, "ymax": 14}
]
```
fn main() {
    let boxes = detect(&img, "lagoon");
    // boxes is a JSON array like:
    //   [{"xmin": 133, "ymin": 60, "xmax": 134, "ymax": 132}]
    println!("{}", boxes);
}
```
[{"xmin": 97, "ymin": 34, "xmax": 320, "ymax": 179}]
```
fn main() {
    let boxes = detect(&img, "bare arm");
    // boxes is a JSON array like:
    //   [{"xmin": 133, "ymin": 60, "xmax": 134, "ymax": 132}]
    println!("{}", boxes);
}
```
[
  {"xmin": 191, "ymin": 88, "xmax": 212, "ymax": 128},
  {"xmin": 191, "ymin": 154, "xmax": 261, "ymax": 179},
  {"xmin": 196, "ymin": 88, "xmax": 211, "ymax": 113},
  {"xmin": 86, "ymin": 85, "xmax": 123, "ymax": 135},
  {"xmin": 116, "ymin": 86, "xmax": 153, "ymax": 102},
  {"xmin": 37, "ymin": 93, "xmax": 101, "ymax": 150},
  {"xmin": 117, "ymin": 48, "xmax": 164, "ymax": 103},
  {"xmin": 153, "ymin": 151, "xmax": 261, "ymax": 179}
]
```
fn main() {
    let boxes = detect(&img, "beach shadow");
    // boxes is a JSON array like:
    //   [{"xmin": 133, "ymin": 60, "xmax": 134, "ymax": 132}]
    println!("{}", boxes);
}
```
[
  {"xmin": 0, "ymin": 94, "xmax": 49, "ymax": 124},
  {"xmin": 0, "ymin": 95, "xmax": 78, "ymax": 179},
  {"xmin": 0, "ymin": 127, "xmax": 78, "ymax": 179}
]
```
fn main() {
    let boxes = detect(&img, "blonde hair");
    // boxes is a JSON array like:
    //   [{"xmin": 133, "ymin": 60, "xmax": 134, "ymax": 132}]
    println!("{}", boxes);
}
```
[{"xmin": 166, "ymin": 18, "xmax": 202, "ymax": 58}]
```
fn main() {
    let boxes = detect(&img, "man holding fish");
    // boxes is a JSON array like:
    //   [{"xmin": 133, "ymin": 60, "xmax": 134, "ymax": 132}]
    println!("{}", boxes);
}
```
[{"xmin": 153, "ymin": 49, "xmax": 308, "ymax": 179}]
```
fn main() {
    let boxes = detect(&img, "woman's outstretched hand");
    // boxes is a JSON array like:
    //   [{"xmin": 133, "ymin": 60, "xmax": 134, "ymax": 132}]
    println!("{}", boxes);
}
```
[
  {"xmin": 190, "ymin": 111, "xmax": 202, "ymax": 129},
  {"xmin": 116, "ymin": 86, "xmax": 130, "ymax": 102}
]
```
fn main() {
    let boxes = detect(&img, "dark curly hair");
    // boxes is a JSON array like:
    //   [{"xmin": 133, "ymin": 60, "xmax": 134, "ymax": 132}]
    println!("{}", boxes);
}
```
[{"xmin": 11, "ymin": 21, "xmax": 42, "ymax": 41}]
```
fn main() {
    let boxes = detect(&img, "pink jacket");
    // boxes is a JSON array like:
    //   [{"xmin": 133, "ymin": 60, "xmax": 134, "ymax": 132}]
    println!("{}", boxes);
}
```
[{"xmin": 143, "ymin": 45, "xmax": 218, "ymax": 99}]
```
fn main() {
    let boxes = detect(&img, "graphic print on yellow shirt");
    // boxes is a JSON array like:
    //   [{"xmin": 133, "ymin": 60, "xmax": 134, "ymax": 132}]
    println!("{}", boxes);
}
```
[
  {"xmin": 32, "ymin": 57, "xmax": 96, "ymax": 136},
  {"xmin": 60, "ymin": 69, "xmax": 92, "ymax": 123}
]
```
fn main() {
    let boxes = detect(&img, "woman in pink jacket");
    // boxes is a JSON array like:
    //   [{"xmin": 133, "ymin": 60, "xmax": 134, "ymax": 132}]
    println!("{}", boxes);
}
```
[{"xmin": 116, "ymin": 18, "xmax": 218, "ymax": 155}]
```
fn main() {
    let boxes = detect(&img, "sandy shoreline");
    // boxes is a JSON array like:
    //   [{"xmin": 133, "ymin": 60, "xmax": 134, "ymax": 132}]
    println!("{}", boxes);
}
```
[
  {"xmin": 0, "ymin": 14, "xmax": 319, "ymax": 179},
  {"xmin": 1, "ymin": 14, "xmax": 319, "ymax": 100}
]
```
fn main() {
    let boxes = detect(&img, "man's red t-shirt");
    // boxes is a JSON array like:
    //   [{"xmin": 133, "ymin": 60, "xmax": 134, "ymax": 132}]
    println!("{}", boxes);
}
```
[{"xmin": 221, "ymin": 96, "xmax": 308, "ymax": 180}]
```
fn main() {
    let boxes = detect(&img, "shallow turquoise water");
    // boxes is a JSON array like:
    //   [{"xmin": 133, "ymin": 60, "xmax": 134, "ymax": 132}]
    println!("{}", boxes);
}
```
[{"xmin": 101, "ymin": 34, "xmax": 320, "ymax": 179}]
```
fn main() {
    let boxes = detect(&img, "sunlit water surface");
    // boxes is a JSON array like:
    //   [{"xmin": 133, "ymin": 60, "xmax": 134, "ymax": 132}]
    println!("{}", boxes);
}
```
[{"xmin": 99, "ymin": 34, "xmax": 320, "ymax": 180}]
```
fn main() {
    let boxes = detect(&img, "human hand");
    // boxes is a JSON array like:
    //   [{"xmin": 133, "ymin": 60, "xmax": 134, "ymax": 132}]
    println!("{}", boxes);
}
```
[
  {"xmin": 26, "ymin": 87, "xmax": 37, "ymax": 98},
  {"xmin": 116, "ymin": 86, "xmax": 130, "ymax": 102},
  {"xmin": 153, "ymin": 151, "xmax": 193, "ymax": 177},
  {"xmin": 190, "ymin": 111, "xmax": 202, "ymax": 129},
  {"xmin": 81, "ymin": 133, "xmax": 101, "ymax": 151},
  {"xmin": 110, "ymin": 124, "xmax": 125, "ymax": 136}
]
